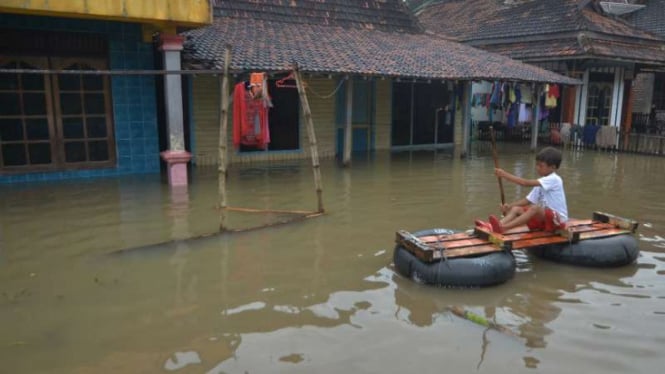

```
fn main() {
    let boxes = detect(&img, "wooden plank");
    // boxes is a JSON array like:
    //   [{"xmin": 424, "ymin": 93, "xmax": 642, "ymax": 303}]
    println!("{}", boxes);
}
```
[
  {"xmin": 432, "ymin": 245, "xmax": 504, "ymax": 259},
  {"xmin": 440, "ymin": 238, "xmax": 492, "ymax": 250},
  {"xmin": 419, "ymin": 232, "xmax": 474, "ymax": 243},
  {"xmin": 502, "ymin": 230, "xmax": 560, "ymax": 241},
  {"xmin": 566, "ymin": 218, "xmax": 594, "ymax": 226},
  {"xmin": 592, "ymin": 211, "xmax": 639, "ymax": 232},
  {"xmin": 473, "ymin": 226, "xmax": 514, "ymax": 249},
  {"xmin": 396, "ymin": 230, "xmax": 504, "ymax": 262},
  {"xmin": 512, "ymin": 235, "xmax": 572, "ymax": 249},
  {"xmin": 579, "ymin": 228, "xmax": 632, "ymax": 240},
  {"xmin": 396, "ymin": 230, "xmax": 433, "ymax": 261}
]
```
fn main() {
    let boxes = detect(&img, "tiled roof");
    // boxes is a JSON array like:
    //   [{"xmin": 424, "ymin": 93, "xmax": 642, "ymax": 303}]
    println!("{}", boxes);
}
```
[
  {"xmin": 182, "ymin": 0, "xmax": 579, "ymax": 84},
  {"xmin": 417, "ymin": 0, "xmax": 665, "ymax": 64},
  {"xmin": 212, "ymin": 0, "xmax": 423, "ymax": 33},
  {"xmin": 481, "ymin": 38, "xmax": 585, "ymax": 61},
  {"xmin": 628, "ymin": 0, "xmax": 665, "ymax": 38},
  {"xmin": 417, "ymin": 0, "xmax": 660, "ymax": 42},
  {"xmin": 482, "ymin": 37, "xmax": 665, "ymax": 65}
]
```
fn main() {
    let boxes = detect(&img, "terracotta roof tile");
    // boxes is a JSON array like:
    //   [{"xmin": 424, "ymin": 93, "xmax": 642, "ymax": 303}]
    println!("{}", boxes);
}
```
[
  {"xmin": 213, "ymin": 0, "xmax": 423, "ymax": 33},
  {"xmin": 183, "ymin": 0, "xmax": 579, "ymax": 84},
  {"xmin": 482, "ymin": 37, "xmax": 665, "ymax": 64},
  {"xmin": 417, "ymin": 0, "xmax": 665, "ymax": 65}
]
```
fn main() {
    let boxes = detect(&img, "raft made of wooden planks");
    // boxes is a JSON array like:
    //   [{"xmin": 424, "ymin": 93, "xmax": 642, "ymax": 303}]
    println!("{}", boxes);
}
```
[{"xmin": 396, "ymin": 211, "xmax": 638, "ymax": 262}]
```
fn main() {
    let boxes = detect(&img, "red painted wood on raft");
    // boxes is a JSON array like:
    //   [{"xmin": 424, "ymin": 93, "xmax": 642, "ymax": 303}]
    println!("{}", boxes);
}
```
[
  {"xmin": 419, "ymin": 232, "xmax": 474, "ymax": 243},
  {"xmin": 397, "ymin": 215, "xmax": 637, "ymax": 262},
  {"xmin": 579, "ymin": 228, "xmax": 632, "ymax": 240},
  {"xmin": 440, "ymin": 238, "xmax": 490, "ymax": 249},
  {"xmin": 502, "ymin": 230, "xmax": 561, "ymax": 241},
  {"xmin": 511, "ymin": 236, "xmax": 572, "ymax": 249},
  {"xmin": 432, "ymin": 244, "xmax": 504, "ymax": 259}
]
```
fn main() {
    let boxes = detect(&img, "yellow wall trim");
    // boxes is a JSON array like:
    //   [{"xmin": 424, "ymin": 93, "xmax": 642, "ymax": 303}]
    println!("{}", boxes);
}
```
[{"xmin": 0, "ymin": 0, "xmax": 212, "ymax": 28}]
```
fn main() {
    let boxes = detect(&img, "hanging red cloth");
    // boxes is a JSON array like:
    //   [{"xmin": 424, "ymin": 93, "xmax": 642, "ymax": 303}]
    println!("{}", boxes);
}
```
[{"xmin": 232, "ymin": 80, "xmax": 270, "ymax": 149}]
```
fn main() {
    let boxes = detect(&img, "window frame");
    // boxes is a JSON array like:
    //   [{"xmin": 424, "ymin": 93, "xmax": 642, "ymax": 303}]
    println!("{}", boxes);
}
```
[{"xmin": 0, "ymin": 56, "xmax": 116, "ymax": 173}]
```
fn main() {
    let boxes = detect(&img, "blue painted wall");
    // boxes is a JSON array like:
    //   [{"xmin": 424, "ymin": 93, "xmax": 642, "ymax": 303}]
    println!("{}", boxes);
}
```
[{"xmin": 0, "ymin": 14, "xmax": 160, "ymax": 184}]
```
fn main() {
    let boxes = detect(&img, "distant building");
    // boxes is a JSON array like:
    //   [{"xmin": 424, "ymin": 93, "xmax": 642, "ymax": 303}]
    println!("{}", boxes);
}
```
[
  {"xmin": 183, "ymin": 0, "xmax": 575, "ymax": 166},
  {"xmin": 417, "ymin": 0, "xmax": 665, "ymax": 134}
]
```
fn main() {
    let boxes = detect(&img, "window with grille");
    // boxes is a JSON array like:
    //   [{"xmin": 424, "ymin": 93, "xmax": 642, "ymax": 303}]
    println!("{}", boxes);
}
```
[{"xmin": 0, "ymin": 56, "xmax": 115, "ymax": 172}]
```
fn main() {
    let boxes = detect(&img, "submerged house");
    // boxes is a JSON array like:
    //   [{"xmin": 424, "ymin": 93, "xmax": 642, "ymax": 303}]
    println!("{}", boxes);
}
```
[
  {"xmin": 416, "ymin": 0, "xmax": 665, "ymax": 139},
  {"xmin": 0, "ymin": 1, "xmax": 211, "ymax": 184},
  {"xmin": 183, "ymin": 0, "xmax": 577, "ymax": 167}
]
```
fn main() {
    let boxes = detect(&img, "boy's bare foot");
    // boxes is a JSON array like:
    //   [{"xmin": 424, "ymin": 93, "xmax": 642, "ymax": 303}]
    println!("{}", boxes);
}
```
[
  {"xmin": 474, "ymin": 219, "xmax": 492, "ymax": 231},
  {"xmin": 489, "ymin": 215, "xmax": 503, "ymax": 233}
]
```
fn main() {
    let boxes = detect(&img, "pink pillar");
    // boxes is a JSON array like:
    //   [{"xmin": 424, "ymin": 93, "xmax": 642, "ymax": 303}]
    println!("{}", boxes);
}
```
[
  {"xmin": 159, "ymin": 34, "xmax": 191, "ymax": 187},
  {"xmin": 161, "ymin": 150, "xmax": 192, "ymax": 187}
]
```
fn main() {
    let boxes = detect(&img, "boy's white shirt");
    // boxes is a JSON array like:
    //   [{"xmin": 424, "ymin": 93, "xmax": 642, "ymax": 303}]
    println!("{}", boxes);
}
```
[{"xmin": 526, "ymin": 172, "xmax": 568, "ymax": 222}]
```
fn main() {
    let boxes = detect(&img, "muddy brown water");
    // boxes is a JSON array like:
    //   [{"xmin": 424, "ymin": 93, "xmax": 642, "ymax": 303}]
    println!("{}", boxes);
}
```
[{"xmin": 1, "ymin": 144, "xmax": 664, "ymax": 373}]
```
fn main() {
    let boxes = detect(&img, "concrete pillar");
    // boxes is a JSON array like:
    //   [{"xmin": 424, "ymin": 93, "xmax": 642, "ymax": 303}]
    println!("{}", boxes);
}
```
[{"xmin": 159, "ymin": 34, "xmax": 191, "ymax": 187}]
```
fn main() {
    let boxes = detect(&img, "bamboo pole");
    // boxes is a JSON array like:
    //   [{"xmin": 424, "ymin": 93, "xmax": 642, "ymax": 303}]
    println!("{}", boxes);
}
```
[
  {"xmin": 448, "ymin": 306, "xmax": 517, "ymax": 337},
  {"xmin": 343, "ymin": 76, "xmax": 353, "ymax": 166},
  {"xmin": 218, "ymin": 46, "xmax": 231, "ymax": 231},
  {"xmin": 226, "ymin": 206, "xmax": 317, "ymax": 215},
  {"xmin": 293, "ymin": 65, "xmax": 325, "ymax": 213}
]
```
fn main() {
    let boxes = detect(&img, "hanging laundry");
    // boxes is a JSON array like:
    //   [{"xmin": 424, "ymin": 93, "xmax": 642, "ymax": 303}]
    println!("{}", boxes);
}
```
[
  {"xmin": 489, "ymin": 81, "xmax": 501, "ymax": 107},
  {"xmin": 515, "ymin": 84, "xmax": 522, "ymax": 103},
  {"xmin": 233, "ymin": 77, "xmax": 271, "ymax": 150},
  {"xmin": 506, "ymin": 103, "xmax": 518, "ymax": 127},
  {"xmin": 518, "ymin": 103, "xmax": 532, "ymax": 123},
  {"xmin": 545, "ymin": 83, "xmax": 558, "ymax": 108}
]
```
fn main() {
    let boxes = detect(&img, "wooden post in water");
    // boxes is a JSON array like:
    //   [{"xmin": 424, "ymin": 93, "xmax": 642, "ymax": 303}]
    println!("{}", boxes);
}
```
[
  {"xmin": 218, "ymin": 46, "xmax": 231, "ymax": 231},
  {"xmin": 461, "ymin": 81, "xmax": 472, "ymax": 158},
  {"xmin": 343, "ymin": 76, "xmax": 353, "ymax": 166},
  {"xmin": 293, "ymin": 65, "xmax": 325, "ymax": 213},
  {"xmin": 531, "ymin": 83, "xmax": 540, "ymax": 151}
]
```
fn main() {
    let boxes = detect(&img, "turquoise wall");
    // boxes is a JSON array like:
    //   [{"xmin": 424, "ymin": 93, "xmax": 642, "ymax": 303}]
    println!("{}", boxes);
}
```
[{"xmin": 0, "ymin": 14, "xmax": 160, "ymax": 184}]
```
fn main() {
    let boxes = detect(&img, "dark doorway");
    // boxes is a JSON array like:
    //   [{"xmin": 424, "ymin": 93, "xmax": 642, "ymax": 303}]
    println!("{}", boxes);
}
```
[
  {"xmin": 392, "ymin": 82, "xmax": 454, "ymax": 147},
  {"xmin": 267, "ymin": 79, "xmax": 299, "ymax": 151}
]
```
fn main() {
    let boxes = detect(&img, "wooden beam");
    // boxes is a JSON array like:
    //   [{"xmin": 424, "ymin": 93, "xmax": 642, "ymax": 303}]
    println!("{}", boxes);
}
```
[
  {"xmin": 217, "ymin": 46, "xmax": 231, "ymax": 232},
  {"xmin": 293, "ymin": 65, "xmax": 325, "ymax": 213},
  {"xmin": 592, "ymin": 211, "xmax": 639, "ymax": 232}
]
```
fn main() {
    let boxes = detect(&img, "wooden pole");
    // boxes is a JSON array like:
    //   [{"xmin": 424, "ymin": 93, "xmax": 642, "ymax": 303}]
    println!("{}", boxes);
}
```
[
  {"xmin": 218, "ymin": 46, "xmax": 231, "ymax": 231},
  {"xmin": 343, "ymin": 76, "xmax": 353, "ymax": 166},
  {"xmin": 531, "ymin": 83, "xmax": 540, "ymax": 151},
  {"xmin": 293, "ymin": 65, "xmax": 325, "ymax": 213},
  {"xmin": 461, "ymin": 81, "xmax": 472, "ymax": 158},
  {"xmin": 489, "ymin": 126, "xmax": 506, "ymax": 206}
]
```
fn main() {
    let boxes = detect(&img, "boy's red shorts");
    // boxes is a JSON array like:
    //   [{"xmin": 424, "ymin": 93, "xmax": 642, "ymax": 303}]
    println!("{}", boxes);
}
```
[{"xmin": 525, "ymin": 207, "xmax": 565, "ymax": 231}]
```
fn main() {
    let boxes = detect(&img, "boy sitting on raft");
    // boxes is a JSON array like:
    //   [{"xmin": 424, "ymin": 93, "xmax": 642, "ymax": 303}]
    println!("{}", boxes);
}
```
[{"xmin": 477, "ymin": 146, "xmax": 568, "ymax": 234}]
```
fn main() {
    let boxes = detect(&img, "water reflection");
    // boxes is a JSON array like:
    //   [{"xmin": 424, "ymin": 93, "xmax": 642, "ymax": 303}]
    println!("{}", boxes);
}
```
[{"xmin": 1, "ymin": 146, "xmax": 664, "ymax": 373}]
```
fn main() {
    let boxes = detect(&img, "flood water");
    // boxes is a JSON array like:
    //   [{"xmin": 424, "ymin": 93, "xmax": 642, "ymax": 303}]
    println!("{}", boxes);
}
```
[{"xmin": 1, "ymin": 144, "xmax": 664, "ymax": 373}]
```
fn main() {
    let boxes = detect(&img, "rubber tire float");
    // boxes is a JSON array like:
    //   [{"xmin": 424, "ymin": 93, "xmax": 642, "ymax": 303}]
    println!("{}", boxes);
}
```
[
  {"xmin": 393, "ymin": 228, "xmax": 516, "ymax": 287},
  {"xmin": 530, "ymin": 234, "xmax": 639, "ymax": 267}
]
